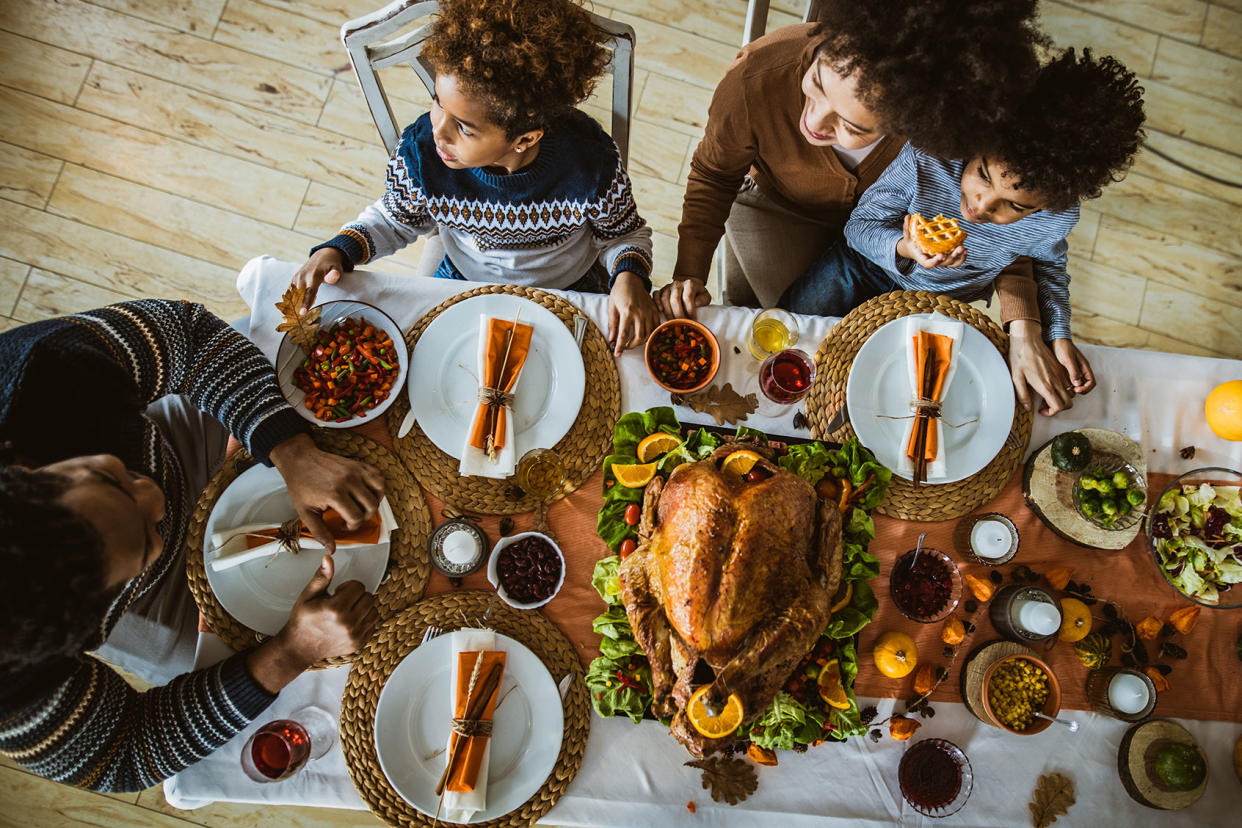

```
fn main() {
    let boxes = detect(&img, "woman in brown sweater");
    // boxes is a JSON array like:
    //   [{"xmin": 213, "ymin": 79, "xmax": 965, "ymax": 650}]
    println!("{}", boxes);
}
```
[{"xmin": 658, "ymin": 1, "xmax": 1093, "ymax": 414}]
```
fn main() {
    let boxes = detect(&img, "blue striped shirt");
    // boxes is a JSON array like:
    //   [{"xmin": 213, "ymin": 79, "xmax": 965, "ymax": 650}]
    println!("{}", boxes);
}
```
[{"xmin": 845, "ymin": 143, "xmax": 1078, "ymax": 340}]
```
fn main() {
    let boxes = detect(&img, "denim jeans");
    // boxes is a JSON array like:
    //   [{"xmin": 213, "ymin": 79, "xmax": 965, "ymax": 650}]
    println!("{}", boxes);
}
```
[
  {"xmin": 434, "ymin": 255, "xmax": 608, "ymax": 294},
  {"xmin": 777, "ymin": 242, "xmax": 901, "ymax": 318}
]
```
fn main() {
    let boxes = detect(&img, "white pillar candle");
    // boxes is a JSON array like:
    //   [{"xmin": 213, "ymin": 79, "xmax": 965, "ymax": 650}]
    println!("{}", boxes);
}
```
[
  {"xmin": 970, "ymin": 519, "xmax": 1012, "ymax": 559},
  {"xmin": 1108, "ymin": 672, "xmax": 1151, "ymax": 715},
  {"xmin": 442, "ymin": 529, "xmax": 480, "ymax": 565},
  {"xmin": 1017, "ymin": 600, "xmax": 1061, "ymax": 636}
]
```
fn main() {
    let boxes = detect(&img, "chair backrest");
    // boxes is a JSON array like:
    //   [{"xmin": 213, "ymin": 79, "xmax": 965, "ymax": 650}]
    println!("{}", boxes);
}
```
[
  {"xmin": 341, "ymin": 0, "xmax": 636, "ymax": 167},
  {"xmin": 742, "ymin": 0, "xmax": 822, "ymax": 45}
]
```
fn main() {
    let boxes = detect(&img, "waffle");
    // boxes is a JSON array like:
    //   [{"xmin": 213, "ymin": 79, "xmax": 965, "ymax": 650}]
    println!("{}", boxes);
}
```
[{"xmin": 911, "ymin": 213, "xmax": 967, "ymax": 256}]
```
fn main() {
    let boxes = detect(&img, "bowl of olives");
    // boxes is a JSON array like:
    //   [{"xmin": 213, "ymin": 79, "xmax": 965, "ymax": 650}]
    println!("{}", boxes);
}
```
[{"xmin": 1073, "ymin": 457, "xmax": 1147, "ymax": 531}]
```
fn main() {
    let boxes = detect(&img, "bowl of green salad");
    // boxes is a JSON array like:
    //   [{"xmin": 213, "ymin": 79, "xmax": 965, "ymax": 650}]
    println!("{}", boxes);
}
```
[{"xmin": 1147, "ymin": 467, "xmax": 1242, "ymax": 608}]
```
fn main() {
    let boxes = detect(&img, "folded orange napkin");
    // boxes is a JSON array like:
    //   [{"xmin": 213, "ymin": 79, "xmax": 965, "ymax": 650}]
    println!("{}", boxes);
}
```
[
  {"xmin": 468, "ymin": 317, "xmax": 533, "ymax": 456},
  {"xmin": 241, "ymin": 508, "xmax": 382, "ymax": 548},
  {"xmin": 208, "ymin": 499, "xmax": 398, "ymax": 571},
  {"xmin": 906, "ymin": 329, "xmax": 955, "ymax": 463},
  {"xmin": 448, "ymin": 648, "xmax": 507, "ymax": 793}
]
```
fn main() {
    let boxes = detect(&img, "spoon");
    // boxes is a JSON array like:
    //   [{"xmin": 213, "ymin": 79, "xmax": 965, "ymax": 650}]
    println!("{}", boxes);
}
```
[
  {"xmin": 909, "ymin": 532, "xmax": 927, "ymax": 570},
  {"xmin": 1033, "ymin": 712, "xmax": 1079, "ymax": 732}
]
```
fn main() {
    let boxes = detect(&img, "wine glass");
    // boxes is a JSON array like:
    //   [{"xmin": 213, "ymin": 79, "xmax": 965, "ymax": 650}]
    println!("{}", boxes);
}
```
[
  {"xmin": 746, "ymin": 309, "xmax": 799, "ymax": 360},
  {"xmin": 241, "ymin": 706, "xmax": 336, "ymax": 782},
  {"xmin": 758, "ymin": 349, "xmax": 816, "ymax": 404},
  {"xmin": 516, "ymin": 448, "xmax": 566, "ymax": 538}
]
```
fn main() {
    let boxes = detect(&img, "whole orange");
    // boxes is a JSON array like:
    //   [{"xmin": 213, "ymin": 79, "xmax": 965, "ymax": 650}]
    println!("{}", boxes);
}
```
[{"xmin": 1206, "ymin": 380, "xmax": 1242, "ymax": 441}]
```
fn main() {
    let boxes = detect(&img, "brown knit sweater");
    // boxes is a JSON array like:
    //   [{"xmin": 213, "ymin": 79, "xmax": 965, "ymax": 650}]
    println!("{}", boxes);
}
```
[{"xmin": 674, "ymin": 23, "xmax": 1041, "ymax": 328}]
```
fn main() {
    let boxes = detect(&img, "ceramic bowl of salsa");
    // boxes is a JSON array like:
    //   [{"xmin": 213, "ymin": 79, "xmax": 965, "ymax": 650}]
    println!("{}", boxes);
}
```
[{"xmin": 644, "ymin": 319, "xmax": 719, "ymax": 393}]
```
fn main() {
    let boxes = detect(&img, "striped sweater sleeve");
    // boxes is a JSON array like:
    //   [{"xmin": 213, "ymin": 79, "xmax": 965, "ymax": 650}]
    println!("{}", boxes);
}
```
[
  {"xmin": 843, "ymin": 142, "xmax": 917, "ymax": 276},
  {"xmin": 69, "ymin": 300, "xmax": 307, "ymax": 463},
  {"xmin": 1, "ymin": 654, "xmax": 274, "ymax": 792},
  {"xmin": 1030, "ymin": 237, "xmax": 1074, "ymax": 341},
  {"xmin": 587, "ymin": 152, "xmax": 654, "ymax": 290}
]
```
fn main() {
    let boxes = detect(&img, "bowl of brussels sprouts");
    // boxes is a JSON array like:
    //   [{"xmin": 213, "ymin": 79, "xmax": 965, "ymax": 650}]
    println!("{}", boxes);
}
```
[{"xmin": 1072, "ymin": 457, "xmax": 1147, "ymax": 531}]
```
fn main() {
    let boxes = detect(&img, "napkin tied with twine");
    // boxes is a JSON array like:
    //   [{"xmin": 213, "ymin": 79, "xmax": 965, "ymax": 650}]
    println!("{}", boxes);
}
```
[
  {"xmin": 208, "ymin": 499, "xmax": 397, "ymax": 571},
  {"xmin": 460, "ymin": 316, "xmax": 532, "ymax": 479},
  {"xmin": 442, "ymin": 629, "xmax": 507, "ymax": 822},
  {"xmin": 898, "ymin": 314, "xmax": 962, "ymax": 481}
]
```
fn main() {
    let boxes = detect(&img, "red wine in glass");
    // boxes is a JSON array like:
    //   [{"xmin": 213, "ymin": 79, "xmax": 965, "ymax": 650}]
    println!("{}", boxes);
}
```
[
  {"xmin": 243, "ymin": 720, "xmax": 311, "ymax": 781},
  {"xmin": 759, "ymin": 349, "xmax": 816, "ymax": 404}
]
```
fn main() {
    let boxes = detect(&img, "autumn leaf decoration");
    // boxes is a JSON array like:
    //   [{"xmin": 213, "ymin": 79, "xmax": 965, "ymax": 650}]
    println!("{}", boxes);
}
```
[
  {"xmin": 275, "ymin": 285, "xmax": 322, "ymax": 352},
  {"xmin": 1028, "ymin": 773, "xmax": 1075, "ymax": 828},
  {"xmin": 671, "ymin": 383, "xmax": 758, "ymax": 426},
  {"xmin": 685, "ymin": 756, "xmax": 758, "ymax": 806}
]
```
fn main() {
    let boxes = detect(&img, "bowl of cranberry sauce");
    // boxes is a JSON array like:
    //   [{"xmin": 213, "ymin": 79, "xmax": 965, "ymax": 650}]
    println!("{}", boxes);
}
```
[
  {"xmin": 487, "ymin": 531, "xmax": 565, "ymax": 609},
  {"xmin": 889, "ymin": 546, "xmax": 962, "ymax": 623},
  {"xmin": 899, "ymin": 737, "xmax": 973, "ymax": 818}
]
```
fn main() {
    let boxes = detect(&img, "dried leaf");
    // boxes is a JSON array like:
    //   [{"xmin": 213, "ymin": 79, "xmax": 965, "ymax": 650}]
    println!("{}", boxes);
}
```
[
  {"xmin": 685, "ymin": 756, "xmax": 758, "ymax": 806},
  {"xmin": 498, "ymin": 516, "xmax": 515, "ymax": 537},
  {"xmin": 1179, "ymin": 445, "xmax": 1196, "ymax": 460},
  {"xmin": 274, "ymin": 285, "xmax": 322, "ymax": 351},
  {"xmin": 792, "ymin": 410, "xmax": 808, "ymax": 430},
  {"xmin": 672, "ymin": 383, "xmax": 758, "ymax": 426},
  {"xmin": 1028, "ymin": 773, "xmax": 1075, "ymax": 828}
]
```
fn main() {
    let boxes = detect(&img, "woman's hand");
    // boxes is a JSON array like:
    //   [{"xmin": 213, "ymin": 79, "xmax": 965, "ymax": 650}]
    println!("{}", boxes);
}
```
[
  {"xmin": 268, "ymin": 434, "xmax": 385, "ymax": 552},
  {"xmin": 654, "ymin": 277, "xmax": 711, "ymax": 320},
  {"xmin": 1007, "ymin": 320, "xmax": 1094, "ymax": 415},
  {"xmin": 607, "ymin": 272, "xmax": 662, "ymax": 356},
  {"xmin": 896, "ymin": 214, "xmax": 967, "ymax": 269},
  {"xmin": 291, "ymin": 248, "xmax": 347, "ymax": 311}
]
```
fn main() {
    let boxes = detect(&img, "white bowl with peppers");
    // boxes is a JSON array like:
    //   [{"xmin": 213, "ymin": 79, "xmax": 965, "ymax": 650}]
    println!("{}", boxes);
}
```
[{"xmin": 276, "ymin": 300, "xmax": 408, "ymax": 428}]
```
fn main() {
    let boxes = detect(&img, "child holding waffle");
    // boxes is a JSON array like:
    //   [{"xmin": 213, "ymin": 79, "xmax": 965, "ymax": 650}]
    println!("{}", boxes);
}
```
[
  {"xmin": 780, "ymin": 49, "xmax": 1145, "ymax": 413},
  {"xmin": 293, "ymin": 0, "xmax": 658, "ymax": 356}
]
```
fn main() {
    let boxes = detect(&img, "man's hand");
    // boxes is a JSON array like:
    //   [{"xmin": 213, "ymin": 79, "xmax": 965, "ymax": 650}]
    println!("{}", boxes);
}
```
[
  {"xmin": 246, "ymin": 555, "xmax": 378, "ymax": 692},
  {"xmin": 269, "ymin": 433, "xmax": 385, "ymax": 553},
  {"xmin": 1008, "ymin": 320, "xmax": 1094, "ymax": 415},
  {"xmin": 607, "ymin": 272, "xmax": 661, "ymax": 357},
  {"xmin": 654, "ymin": 277, "xmax": 711, "ymax": 320},
  {"xmin": 291, "ymin": 248, "xmax": 347, "ymax": 311},
  {"xmin": 896, "ymin": 214, "xmax": 967, "ymax": 269}
]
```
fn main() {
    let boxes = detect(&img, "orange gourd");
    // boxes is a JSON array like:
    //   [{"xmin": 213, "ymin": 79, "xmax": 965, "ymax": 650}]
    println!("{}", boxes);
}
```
[
  {"xmin": 1169, "ymin": 605, "xmax": 1201, "ymax": 635},
  {"xmin": 1206, "ymin": 380, "xmax": 1242, "ymax": 441},
  {"xmin": 872, "ymin": 631, "xmax": 919, "ymax": 678},
  {"xmin": 964, "ymin": 573, "xmax": 995, "ymax": 602},
  {"xmin": 1057, "ymin": 598, "xmax": 1094, "ymax": 643},
  {"xmin": 941, "ymin": 616, "xmax": 966, "ymax": 646}
]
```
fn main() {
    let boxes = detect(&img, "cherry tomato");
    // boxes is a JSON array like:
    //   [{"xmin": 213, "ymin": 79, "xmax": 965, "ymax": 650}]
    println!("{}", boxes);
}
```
[
  {"xmin": 745, "ymin": 468, "xmax": 767, "ymax": 483},
  {"xmin": 815, "ymin": 477, "xmax": 841, "ymax": 501},
  {"xmin": 619, "ymin": 538, "xmax": 637, "ymax": 559},
  {"xmin": 624, "ymin": 503, "xmax": 641, "ymax": 526}
]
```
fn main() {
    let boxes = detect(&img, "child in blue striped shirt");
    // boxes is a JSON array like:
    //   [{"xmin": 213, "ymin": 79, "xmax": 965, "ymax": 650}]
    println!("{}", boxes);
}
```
[{"xmin": 781, "ymin": 49, "xmax": 1145, "ymax": 413}]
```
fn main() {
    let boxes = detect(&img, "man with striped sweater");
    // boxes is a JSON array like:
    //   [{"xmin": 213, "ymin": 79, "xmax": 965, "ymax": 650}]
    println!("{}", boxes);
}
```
[{"xmin": 0, "ymin": 300, "xmax": 383, "ymax": 791}]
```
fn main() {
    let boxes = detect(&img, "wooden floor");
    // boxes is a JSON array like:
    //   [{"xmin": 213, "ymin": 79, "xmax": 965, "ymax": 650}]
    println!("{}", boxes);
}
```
[{"xmin": 0, "ymin": 0, "xmax": 1239, "ymax": 824}]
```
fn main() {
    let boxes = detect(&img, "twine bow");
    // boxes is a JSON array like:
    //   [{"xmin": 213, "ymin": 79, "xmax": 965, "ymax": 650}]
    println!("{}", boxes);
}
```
[{"xmin": 216, "ymin": 516, "xmax": 305, "ymax": 566}]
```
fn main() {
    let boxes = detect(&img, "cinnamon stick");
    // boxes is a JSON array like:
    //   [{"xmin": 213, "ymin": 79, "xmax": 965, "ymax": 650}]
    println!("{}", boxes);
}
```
[
  {"xmin": 913, "ymin": 346, "xmax": 936, "ymax": 485},
  {"xmin": 435, "ymin": 661, "xmax": 504, "ymax": 796}
]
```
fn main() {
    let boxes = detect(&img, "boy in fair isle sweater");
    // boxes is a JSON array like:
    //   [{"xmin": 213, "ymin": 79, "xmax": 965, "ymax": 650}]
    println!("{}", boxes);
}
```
[
  {"xmin": 295, "ymin": 0, "xmax": 658, "ymax": 356},
  {"xmin": 780, "ymin": 50, "xmax": 1146, "ymax": 414}
]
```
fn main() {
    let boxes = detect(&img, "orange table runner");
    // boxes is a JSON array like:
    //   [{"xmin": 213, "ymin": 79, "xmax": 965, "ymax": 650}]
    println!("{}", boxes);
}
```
[{"xmin": 356, "ymin": 419, "xmax": 1241, "ymax": 723}]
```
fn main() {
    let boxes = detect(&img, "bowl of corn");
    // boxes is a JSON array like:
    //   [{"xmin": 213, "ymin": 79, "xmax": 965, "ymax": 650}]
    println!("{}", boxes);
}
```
[{"xmin": 981, "ymin": 654, "xmax": 1061, "ymax": 735}]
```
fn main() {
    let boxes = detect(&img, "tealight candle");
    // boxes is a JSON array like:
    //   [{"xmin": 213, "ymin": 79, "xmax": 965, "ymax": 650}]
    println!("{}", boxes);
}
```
[
  {"xmin": 428, "ymin": 518, "xmax": 488, "ymax": 580},
  {"xmin": 1108, "ymin": 672, "xmax": 1152, "ymax": 715},
  {"xmin": 970, "ymin": 519, "xmax": 1012, "ymax": 560},
  {"xmin": 1017, "ymin": 600, "xmax": 1061, "ymax": 637},
  {"xmin": 442, "ymin": 528, "xmax": 479, "ymax": 565}
]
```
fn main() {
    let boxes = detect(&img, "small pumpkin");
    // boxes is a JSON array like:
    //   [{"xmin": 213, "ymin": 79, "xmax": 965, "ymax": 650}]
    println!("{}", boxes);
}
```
[
  {"xmin": 913, "ymin": 663, "xmax": 935, "ymax": 696},
  {"xmin": 1057, "ymin": 598, "xmax": 1093, "ymax": 643},
  {"xmin": 1051, "ymin": 431, "xmax": 1091, "ymax": 471},
  {"xmin": 1136, "ymin": 615, "xmax": 1163, "ymax": 641},
  {"xmin": 1075, "ymin": 631, "xmax": 1112, "ymax": 670},
  {"xmin": 873, "ymin": 631, "xmax": 919, "ymax": 678},
  {"xmin": 889, "ymin": 715, "xmax": 921, "ymax": 741},
  {"xmin": 1205, "ymin": 380, "xmax": 1242, "ymax": 442},
  {"xmin": 1168, "ymin": 605, "xmax": 1201, "ymax": 636},
  {"xmin": 1145, "ymin": 666, "xmax": 1171, "ymax": 693},
  {"xmin": 964, "ymin": 573, "xmax": 995, "ymax": 602},
  {"xmin": 1043, "ymin": 566, "xmax": 1074, "ymax": 591},
  {"xmin": 1154, "ymin": 742, "xmax": 1207, "ymax": 792},
  {"xmin": 941, "ymin": 615, "xmax": 965, "ymax": 646},
  {"xmin": 747, "ymin": 743, "xmax": 778, "ymax": 766}
]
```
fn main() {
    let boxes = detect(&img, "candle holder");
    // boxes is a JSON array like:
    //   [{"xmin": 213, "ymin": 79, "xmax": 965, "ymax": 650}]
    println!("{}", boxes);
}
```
[
  {"xmin": 428, "ymin": 517, "xmax": 488, "ymax": 584},
  {"xmin": 954, "ymin": 512, "xmax": 1019, "ymax": 566},
  {"xmin": 1087, "ymin": 666, "xmax": 1157, "ymax": 722}
]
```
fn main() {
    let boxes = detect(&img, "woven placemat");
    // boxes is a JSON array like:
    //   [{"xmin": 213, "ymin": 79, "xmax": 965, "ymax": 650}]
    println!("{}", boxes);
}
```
[
  {"xmin": 185, "ymin": 430, "xmax": 432, "ymax": 667},
  {"xmin": 388, "ymin": 285, "xmax": 620, "ymax": 515},
  {"xmin": 806, "ymin": 290, "xmax": 1033, "ymax": 521},
  {"xmin": 959, "ymin": 639, "xmax": 1035, "ymax": 727},
  {"xmin": 340, "ymin": 591, "xmax": 589, "ymax": 827}
]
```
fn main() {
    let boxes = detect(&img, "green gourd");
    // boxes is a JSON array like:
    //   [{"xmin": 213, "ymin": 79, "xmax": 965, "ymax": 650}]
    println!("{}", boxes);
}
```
[
  {"xmin": 1051, "ymin": 432, "xmax": 1091, "ymax": 472},
  {"xmin": 1154, "ymin": 742, "xmax": 1206, "ymax": 791},
  {"xmin": 1074, "ymin": 632, "xmax": 1111, "ymax": 670}
]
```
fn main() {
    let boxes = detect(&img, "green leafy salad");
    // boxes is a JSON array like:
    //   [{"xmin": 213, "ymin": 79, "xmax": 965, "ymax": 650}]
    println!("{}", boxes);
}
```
[
  {"xmin": 1151, "ymin": 482, "xmax": 1242, "ymax": 604},
  {"xmin": 587, "ymin": 407, "xmax": 891, "ymax": 746}
]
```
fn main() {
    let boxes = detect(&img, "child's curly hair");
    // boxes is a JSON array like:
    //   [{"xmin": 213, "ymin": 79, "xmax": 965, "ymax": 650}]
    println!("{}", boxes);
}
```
[
  {"xmin": 989, "ymin": 49, "xmax": 1146, "ymax": 212},
  {"xmin": 814, "ymin": 0, "xmax": 1046, "ymax": 159},
  {"xmin": 422, "ymin": 0, "xmax": 610, "ymax": 139}
]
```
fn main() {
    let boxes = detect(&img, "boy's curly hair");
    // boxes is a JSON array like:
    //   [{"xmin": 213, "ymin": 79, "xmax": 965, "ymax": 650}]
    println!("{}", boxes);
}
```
[
  {"xmin": 989, "ymin": 49, "xmax": 1146, "ymax": 212},
  {"xmin": 0, "ymin": 465, "xmax": 113, "ymax": 674},
  {"xmin": 814, "ymin": 0, "xmax": 1046, "ymax": 158},
  {"xmin": 422, "ymin": 0, "xmax": 610, "ymax": 139}
]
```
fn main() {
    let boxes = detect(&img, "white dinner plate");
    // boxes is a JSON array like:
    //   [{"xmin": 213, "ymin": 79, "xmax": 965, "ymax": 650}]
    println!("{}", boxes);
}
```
[
  {"xmin": 203, "ymin": 464, "xmax": 389, "ymax": 634},
  {"xmin": 373, "ymin": 632, "xmax": 564, "ymax": 822},
  {"xmin": 406, "ymin": 294, "xmax": 585, "ymax": 460},
  {"xmin": 846, "ymin": 314, "xmax": 1014, "ymax": 484}
]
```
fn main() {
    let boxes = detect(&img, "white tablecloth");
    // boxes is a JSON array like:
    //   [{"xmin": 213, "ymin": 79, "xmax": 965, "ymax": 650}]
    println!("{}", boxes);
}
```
[{"xmin": 167, "ymin": 255, "xmax": 1242, "ymax": 825}]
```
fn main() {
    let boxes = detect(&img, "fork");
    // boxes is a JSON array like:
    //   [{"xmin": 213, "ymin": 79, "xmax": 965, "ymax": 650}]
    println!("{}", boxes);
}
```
[
  {"xmin": 420, "ymin": 624, "xmax": 442, "ymax": 646},
  {"xmin": 1004, "ymin": 428, "xmax": 1025, "ymax": 452}
]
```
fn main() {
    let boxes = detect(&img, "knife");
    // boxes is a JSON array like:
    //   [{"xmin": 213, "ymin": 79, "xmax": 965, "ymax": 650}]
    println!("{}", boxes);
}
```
[
  {"xmin": 397, "ymin": 405, "xmax": 417, "ymax": 439},
  {"xmin": 824, "ymin": 402, "xmax": 850, "ymax": 435}
]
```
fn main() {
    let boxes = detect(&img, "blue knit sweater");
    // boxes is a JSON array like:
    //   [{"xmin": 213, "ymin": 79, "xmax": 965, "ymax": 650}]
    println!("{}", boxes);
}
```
[
  {"xmin": 0, "ymin": 301, "xmax": 308, "ymax": 791},
  {"xmin": 314, "ymin": 110, "xmax": 653, "ymax": 290}
]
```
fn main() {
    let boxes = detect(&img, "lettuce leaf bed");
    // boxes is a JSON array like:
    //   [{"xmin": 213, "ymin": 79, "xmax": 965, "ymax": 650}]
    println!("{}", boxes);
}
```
[{"xmin": 587, "ymin": 407, "xmax": 891, "ymax": 747}]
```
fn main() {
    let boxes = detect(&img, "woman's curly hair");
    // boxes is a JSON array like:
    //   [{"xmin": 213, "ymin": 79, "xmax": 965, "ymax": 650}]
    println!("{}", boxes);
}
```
[
  {"xmin": 814, "ymin": 0, "xmax": 1046, "ymax": 158},
  {"xmin": 422, "ymin": 0, "xmax": 610, "ymax": 139},
  {"xmin": 0, "ymin": 465, "xmax": 114, "ymax": 673},
  {"xmin": 987, "ymin": 49, "xmax": 1146, "ymax": 212}
]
